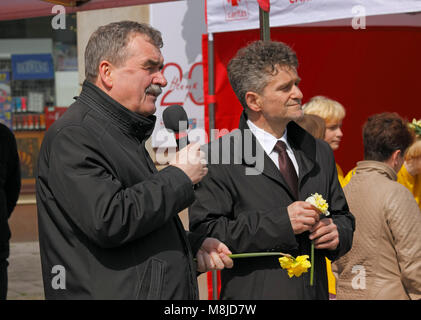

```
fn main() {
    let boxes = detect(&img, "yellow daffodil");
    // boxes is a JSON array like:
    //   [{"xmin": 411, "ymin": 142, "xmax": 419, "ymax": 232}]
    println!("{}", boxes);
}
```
[
  {"xmin": 227, "ymin": 252, "xmax": 310, "ymax": 278},
  {"xmin": 305, "ymin": 193, "xmax": 329, "ymax": 216},
  {"xmin": 408, "ymin": 118, "xmax": 421, "ymax": 137},
  {"xmin": 279, "ymin": 255, "xmax": 311, "ymax": 278},
  {"xmin": 305, "ymin": 193, "xmax": 330, "ymax": 285}
]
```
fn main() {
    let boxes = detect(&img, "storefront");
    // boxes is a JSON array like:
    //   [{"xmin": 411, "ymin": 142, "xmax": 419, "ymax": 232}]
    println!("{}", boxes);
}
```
[{"xmin": 0, "ymin": 12, "xmax": 78, "ymax": 240}]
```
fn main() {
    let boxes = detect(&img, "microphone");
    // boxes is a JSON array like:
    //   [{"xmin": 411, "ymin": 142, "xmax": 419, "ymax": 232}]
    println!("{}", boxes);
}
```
[{"xmin": 162, "ymin": 104, "xmax": 190, "ymax": 150}]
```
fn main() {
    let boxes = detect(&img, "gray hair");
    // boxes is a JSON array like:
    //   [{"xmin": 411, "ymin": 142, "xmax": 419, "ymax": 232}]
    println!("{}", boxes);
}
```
[
  {"xmin": 227, "ymin": 40, "xmax": 298, "ymax": 109},
  {"xmin": 84, "ymin": 20, "xmax": 163, "ymax": 82}
]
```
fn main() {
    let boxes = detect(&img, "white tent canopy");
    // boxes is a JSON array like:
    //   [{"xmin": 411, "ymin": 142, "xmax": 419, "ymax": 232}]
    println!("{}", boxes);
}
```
[{"xmin": 206, "ymin": 0, "xmax": 421, "ymax": 33}]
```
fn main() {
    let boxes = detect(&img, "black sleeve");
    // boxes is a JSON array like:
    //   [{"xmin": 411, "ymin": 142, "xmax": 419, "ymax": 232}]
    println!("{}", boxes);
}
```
[
  {"xmin": 46, "ymin": 125, "xmax": 195, "ymax": 248},
  {"xmin": 5, "ymin": 128, "xmax": 21, "ymax": 217},
  {"xmin": 322, "ymin": 143, "xmax": 355, "ymax": 261}
]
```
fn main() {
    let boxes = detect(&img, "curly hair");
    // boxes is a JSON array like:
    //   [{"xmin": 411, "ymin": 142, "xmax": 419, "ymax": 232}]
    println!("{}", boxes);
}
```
[
  {"xmin": 363, "ymin": 112, "xmax": 414, "ymax": 162},
  {"xmin": 85, "ymin": 20, "xmax": 163, "ymax": 83},
  {"xmin": 227, "ymin": 40, "xmax": 298, "ymax": 109}
]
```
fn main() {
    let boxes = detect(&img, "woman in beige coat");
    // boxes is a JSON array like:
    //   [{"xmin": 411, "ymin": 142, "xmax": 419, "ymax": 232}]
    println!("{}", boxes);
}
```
[{"xmin": 334, "ymin": 112, "xmax": 421, "ymax": 300}]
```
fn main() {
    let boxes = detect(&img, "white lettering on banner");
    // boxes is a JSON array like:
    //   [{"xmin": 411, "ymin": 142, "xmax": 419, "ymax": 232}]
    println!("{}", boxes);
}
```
[
  {"xmin": 352, "ymin": 5, "xmax": 367, "ymax": 30},
  {"xmin": 51, "ymin": 265, "xmax": 66, "ymax": 290},
  {"xmin": 351, "ymin": 265, "xmax": 366, "ymax": 290},
  {"xmin": 51, "ymin": 5, "xmax": 66, "ymax": 30}
]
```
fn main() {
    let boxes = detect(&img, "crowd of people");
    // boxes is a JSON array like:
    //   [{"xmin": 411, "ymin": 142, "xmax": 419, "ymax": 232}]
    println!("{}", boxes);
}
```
[{"xmin": 0, "ymin": 20, "xmax": 420, "ymax": 300}]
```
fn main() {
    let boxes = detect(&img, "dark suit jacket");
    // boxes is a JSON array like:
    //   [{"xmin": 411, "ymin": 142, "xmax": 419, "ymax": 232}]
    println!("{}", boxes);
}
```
[{"xmin": 189, "ymin": 112, "xmax": 355, "ymax": 299}]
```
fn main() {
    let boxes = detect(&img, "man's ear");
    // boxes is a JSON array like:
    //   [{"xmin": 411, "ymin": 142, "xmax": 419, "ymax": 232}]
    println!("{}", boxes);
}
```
[
  {"xmin": 97, "ymin": 60, "xmax": 113, "ymax": 89},
  {"xmin": 245, "ymin": 91, "xmax": 262, "ymax": 113}
]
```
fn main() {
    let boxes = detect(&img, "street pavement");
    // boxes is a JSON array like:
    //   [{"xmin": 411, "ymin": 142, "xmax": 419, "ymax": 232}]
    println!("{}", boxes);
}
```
[
  {"xmin": 6, "ymin": 241, "xmax": 207, "ymax": 300},
  {"xmin": 7, "ymin": 242, "xmax": 44, "ymax": 300}
]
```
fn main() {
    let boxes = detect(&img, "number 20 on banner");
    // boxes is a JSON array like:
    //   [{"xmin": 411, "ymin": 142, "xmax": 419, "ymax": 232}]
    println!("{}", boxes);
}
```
[{"xmin": 160, "ymin": 62, "xmax": 204, "ymax": 107}]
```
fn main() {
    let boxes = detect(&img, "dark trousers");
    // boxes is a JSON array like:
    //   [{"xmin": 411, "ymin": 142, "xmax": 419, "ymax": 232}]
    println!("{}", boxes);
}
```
[{"xmin": 0, "ymin": 258, "xmax": 8, "ymax": 300}]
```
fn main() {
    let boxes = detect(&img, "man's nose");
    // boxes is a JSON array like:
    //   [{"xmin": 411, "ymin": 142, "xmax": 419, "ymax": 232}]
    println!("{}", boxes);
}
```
[
  {"xmin": 292, "ymin": 85, "xmax": 303, "ymax": 100},
  {"xmin": 154, "ymin": 71, "xmax": 167, "ymax": 88}
]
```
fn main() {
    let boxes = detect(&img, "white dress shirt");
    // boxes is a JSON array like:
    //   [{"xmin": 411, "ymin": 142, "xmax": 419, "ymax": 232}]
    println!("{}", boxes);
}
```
[{"xmin": 247, "ymin": 120, "xmax": 299, "ymax": 176}]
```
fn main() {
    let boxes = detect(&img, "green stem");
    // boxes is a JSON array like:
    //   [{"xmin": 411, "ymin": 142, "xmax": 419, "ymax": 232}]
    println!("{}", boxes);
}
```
[
  {"xmin": 310, "ymin": 241, "xmax": 315, "ymax": 286},
  {"xmin": 229, "ymin": 252, "xmax": 294, "ymax": 260}
]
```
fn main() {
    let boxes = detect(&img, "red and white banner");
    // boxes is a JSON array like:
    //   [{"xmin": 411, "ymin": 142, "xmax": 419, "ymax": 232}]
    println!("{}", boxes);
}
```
[
  {"xmin": 150, "ymin": 0, "xmax": 206, "ymax": 147},
  {"xmin": 206, "ymin": 0, "xmax": 421, "ymax": 33}
]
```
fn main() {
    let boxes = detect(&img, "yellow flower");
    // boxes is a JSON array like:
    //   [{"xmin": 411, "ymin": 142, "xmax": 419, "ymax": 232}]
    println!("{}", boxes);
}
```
[
  {"xmin": 408, "ymin": 118, "xmax": 421, "ymax": 137},
  {"xmin": 279, "ymin": 255, "xmax": 311, "ymax": 278},
  {"xmin": 305, "ymin": 193, "xmax": 329, "ymax": 216}
]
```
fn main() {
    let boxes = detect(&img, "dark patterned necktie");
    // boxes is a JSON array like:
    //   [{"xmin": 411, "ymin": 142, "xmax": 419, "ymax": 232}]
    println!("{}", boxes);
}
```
[{"xmin": 274, "ymin": 140, "xmax": 298, "ymax": 198}]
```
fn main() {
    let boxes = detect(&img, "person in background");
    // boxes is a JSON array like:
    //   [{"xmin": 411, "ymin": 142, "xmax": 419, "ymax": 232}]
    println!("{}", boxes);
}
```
[
  {"xmin": 334, "ymin": 112, "xmax": 421, "ymax": 300},
  {"xmin": 36, "ymin": 21, "xmax": 232, "ymax": 300},
  {"xmin": 189, "ymin": 40, "xmax": 354, "ymax": 300},
  {"xmin": 397, "ymin": 120, "xmax": 421, "ymax": 210},
  {"xmin": 302, "ymin": 96, "xmax": 347, "ymax": 298},
  {"xmin": 295, "ymin": 114, "xmax": 326, "ymax": 140},
  {"xmin": 302, "ymin": 96, "xmax": 346, "ymax": 186},
  {"xmin": 0, "ymin": 123, "xmax": 21, "ymax": 300}
]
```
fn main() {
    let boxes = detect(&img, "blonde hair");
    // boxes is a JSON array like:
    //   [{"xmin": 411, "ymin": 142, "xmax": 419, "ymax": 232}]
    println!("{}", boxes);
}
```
[
  {"xmin": 405, "ymin": 139, "xmax": 421, "ymax": 161},
  {"xmin": 302, "ymin": 96, "xmax": 346, "ymax": 123}
]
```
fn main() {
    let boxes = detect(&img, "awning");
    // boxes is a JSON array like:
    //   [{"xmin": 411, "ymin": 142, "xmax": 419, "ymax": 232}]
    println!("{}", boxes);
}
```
[{"xmin": 0, "ymin": 0, "xmax": 175, "ymax": 21}]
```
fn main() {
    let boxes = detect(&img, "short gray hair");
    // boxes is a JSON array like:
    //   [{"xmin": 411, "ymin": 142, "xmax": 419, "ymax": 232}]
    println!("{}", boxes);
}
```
[
  {"xmin": 227, "ymin": 40, "xmax": 298, "ymax": 109},
  {"xmin": 84, "ymin": 21, "xmax": 163, "ymax": 82}
]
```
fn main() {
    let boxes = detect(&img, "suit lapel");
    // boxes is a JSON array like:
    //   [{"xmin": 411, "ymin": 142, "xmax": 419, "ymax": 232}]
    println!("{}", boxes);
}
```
[
  {"xmin": 238, "ymin": 113, "xmax": 317, "ymax": 200},
  {"xmin": 238, "ymin": 113, "xmax": 299, "ymax": 200}
]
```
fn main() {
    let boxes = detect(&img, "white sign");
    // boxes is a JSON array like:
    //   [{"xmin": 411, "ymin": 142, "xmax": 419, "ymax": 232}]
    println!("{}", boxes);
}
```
[
  {"xmin": 150, "ymin": 0, "xmax": 206, "ymax": 147},
  {"xmin": 207, "ymin": 0, "xmax": 421, "ymax": 33}
]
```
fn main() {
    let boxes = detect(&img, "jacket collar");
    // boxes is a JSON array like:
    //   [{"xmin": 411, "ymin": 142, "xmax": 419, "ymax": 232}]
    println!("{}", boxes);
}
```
[
  {"xmin": 238, "ymin": 111, "xmax": 316, "ymax": 199},
  {"xmin": 355, "ymin": 160, "xmax": 398, "ymax": 181},
  {"xmin": 77, "ymin": 80, "xmax": 156, "ymax": 141}
]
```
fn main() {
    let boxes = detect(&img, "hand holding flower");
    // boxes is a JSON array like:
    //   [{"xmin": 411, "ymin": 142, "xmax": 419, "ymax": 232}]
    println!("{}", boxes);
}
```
[
  {"xmin": 309, "ymin": 218, "xmax": 339, "ymax": 250},
  {"xmin": 287, "ymin": 201, "xmax": 320, "ymax": 234}
]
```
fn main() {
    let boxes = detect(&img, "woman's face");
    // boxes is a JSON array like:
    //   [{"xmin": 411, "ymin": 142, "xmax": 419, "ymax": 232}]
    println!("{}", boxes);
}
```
[{"xmin": 324, "ymin": 120, "xmax": 343, "ymax": 151}]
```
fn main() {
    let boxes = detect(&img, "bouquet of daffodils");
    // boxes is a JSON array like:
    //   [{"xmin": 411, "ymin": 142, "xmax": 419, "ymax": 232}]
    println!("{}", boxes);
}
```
[{"xmin": 305, "ymin": 193, "xmax": 330, "ymax": 285}]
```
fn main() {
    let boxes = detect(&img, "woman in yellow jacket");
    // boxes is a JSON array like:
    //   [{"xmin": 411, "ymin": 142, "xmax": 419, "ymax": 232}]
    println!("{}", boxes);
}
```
[
  {"xmin": 397, "ymin": 139, "xmax": 421, "ymax": 210},
  {"xmin": 302, "ymin": 96, "xmax": 347, "ymax": 299}
]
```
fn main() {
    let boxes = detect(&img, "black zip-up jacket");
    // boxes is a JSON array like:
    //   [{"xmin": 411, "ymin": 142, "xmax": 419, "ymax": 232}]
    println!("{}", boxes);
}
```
[
  {"xmin": 36, "ymin": 81, "xmax": 204, "ymax": 299},
  {"xmin": 0, "ymin": 123, "xmax": 21, "ymax": 260}
]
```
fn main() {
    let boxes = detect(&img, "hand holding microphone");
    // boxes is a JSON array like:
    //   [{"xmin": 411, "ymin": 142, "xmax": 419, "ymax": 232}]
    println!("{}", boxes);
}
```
[
  {"xmin": 169, "ymin": 142, "xmax": 208, "ymax": 185},
  {"xmin": 163, "ymin": 105, "xmax": 208, "ymax": 184}
]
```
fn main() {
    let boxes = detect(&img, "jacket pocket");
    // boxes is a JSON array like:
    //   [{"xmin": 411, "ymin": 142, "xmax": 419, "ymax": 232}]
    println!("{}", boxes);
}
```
[{"xmin": 137, "ymin": 258, "xmax": 166, "ymax": 300}]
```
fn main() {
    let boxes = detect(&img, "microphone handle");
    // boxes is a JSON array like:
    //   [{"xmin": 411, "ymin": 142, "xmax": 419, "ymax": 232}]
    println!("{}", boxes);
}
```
[{"xmin": 175, "ymin": 134, "xmax": 201, "ymax": 189}]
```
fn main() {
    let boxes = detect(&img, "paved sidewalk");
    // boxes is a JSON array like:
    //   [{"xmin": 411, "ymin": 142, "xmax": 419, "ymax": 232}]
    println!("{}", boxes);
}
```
[{"xmin": 7, "ymin": 242, "xmax": 44, "ymax": 300}]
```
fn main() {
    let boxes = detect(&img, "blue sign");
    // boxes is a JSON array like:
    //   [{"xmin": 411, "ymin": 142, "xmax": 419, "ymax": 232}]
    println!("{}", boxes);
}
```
[{"xmin": 11, "ymin": 54, "xmax": 54, "ymax": 80}]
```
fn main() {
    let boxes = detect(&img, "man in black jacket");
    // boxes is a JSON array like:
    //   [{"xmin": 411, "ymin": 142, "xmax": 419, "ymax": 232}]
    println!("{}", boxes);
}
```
[
  {"xmin": 0, "ymin": 123, "xmax": 21, "ymax": 300},
  {"xmin": 189, "ymin": 41, "xmax": 355, "ymax": 299},
  {"xmin": 36, "ymin": 21, "xmax": 232, "ymax": 300}
]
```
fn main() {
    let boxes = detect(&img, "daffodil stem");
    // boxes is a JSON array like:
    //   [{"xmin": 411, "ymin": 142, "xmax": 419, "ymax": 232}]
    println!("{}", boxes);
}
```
[
  {"xmin": 310, "ymin": 241, "xmax": 315, "ymax": 286},
  {"xmin": 228, "ymin": 252, "xmax": 294, "ymax": 259}
]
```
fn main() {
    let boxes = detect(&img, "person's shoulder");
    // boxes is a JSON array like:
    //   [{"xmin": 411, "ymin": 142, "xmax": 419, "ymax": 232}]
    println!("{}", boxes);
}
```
[{"xmin": 0, "ymin": 122, "xmax": 14, "ymax": 138}]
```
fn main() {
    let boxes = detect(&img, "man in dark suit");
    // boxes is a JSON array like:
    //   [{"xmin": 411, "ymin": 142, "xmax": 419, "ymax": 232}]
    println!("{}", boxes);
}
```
[
  {"xmin": 0, "ymin": 123, "xmax": 21, "ymax": 300},
  {"xmin": 36, "ymin": 21, "xmax": 232, "ymax": 300},
  {"xmin": 189, "ymin": 40, "xmax": 355, "ymax": 299}
]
